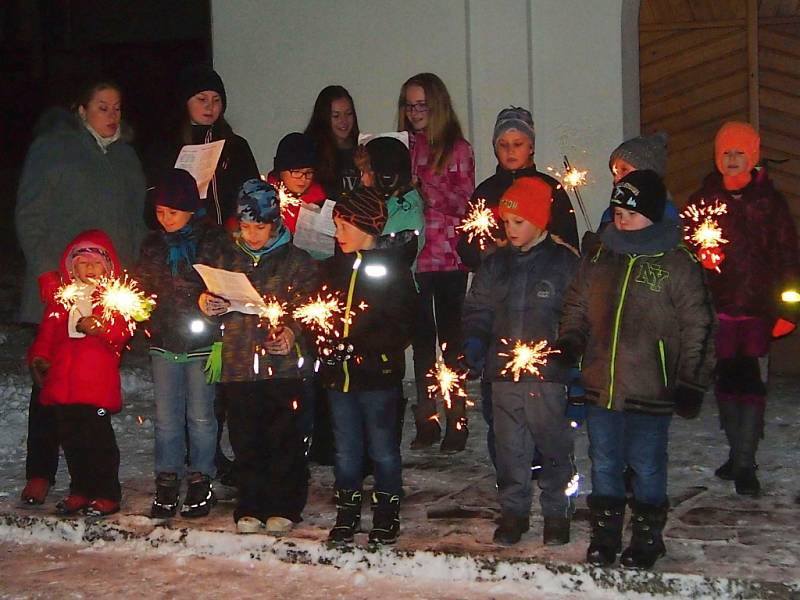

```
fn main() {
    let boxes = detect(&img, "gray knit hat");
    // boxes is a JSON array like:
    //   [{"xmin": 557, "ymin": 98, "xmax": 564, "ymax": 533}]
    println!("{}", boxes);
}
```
[
  {"xmin": 492, "ymin": 106, "xmax": 535, "ymax": 147},
  {"xmin": 608, "ymin": 132, "xmax": 668, "ymax": 178}
]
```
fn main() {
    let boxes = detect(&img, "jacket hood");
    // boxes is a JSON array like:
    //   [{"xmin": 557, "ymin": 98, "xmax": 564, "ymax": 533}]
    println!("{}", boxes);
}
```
[{"xmin": 59, "ymin": 229, "xmax": 121, "ymax": 282}]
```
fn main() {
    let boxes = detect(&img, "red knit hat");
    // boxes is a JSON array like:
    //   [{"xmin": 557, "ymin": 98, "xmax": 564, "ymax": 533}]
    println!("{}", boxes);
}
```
[
  {"xmin": 714, "ymin": 121, "xmax": 760, "ymax": 190},
  {"xmin": 498, "ymin": 177, "xmax": 552, "ymax": 230}
]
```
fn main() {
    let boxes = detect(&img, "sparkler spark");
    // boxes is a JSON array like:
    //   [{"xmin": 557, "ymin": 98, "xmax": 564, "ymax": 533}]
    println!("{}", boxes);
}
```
[
  {"xmin": 276, "ymin": 182, "xmax": 302, "ymax": 217},
  {"xmin": 426, "ymin": 358, "xmax": 467, "ymax": 411},
  {"xmin": 459, "ymin": 198, "xmax": 498, "ymax": 250},
  {"xmin": 292, "ymin": 291, "xmax": 343, "ymax": 335},
  {"xmin": 258, "ymin": 297, "xmax": 287, "ymax": 330},
  {"xmin": 681, "ymin": 199, "xmax": 728, "ymax": 271},
  {"xmin": 498, "ymin": 339, "xmax": 559, "ymax": 382},
  {"xmin": 54, "ymin": 282, "xmax": 89, "ymax": 312},
  {"xmin": 561, "ymin": 166, "xmax": 588, "ymax": 191},
  {"xmin": 93, "ymin": 275, "xmax": 156, "ymax": 334}
]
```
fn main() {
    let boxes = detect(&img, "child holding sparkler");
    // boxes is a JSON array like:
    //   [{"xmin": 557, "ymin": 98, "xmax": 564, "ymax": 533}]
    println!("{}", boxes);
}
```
[
  {"xmin": 319, "ymin": 186, "xmax": 418, "ymax": 545},
  {"xmin": 136, "ymin": 169, "xmax": 227, "ymax": 519},
  {"xmin": 558, "ymin": 170, "xmax": 715, "ymax": 569},
  {"xmin": 685, "ymin": 121, "xmax": 800, "ymax": 496},
  {"xmin": 28, "ymin": 230, "xmax": 132, "ymax": 517},
  {"xmin": 461, "ymin": 176, "xmax": 579, "ymax": 547},
  {"xmin": 197, "ymin": 178, "xmax": 318, "ymax": 535}
]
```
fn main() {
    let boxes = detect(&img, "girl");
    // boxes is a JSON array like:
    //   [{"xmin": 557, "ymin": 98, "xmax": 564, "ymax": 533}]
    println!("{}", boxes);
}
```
[{"xmin": 397, "ymin": 73, "xmax": 475, "ymax": 453}]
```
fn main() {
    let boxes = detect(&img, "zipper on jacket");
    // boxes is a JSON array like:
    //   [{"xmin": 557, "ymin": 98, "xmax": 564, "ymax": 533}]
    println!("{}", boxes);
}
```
[
  {"xmin": 608, "ymin": 256, "xmax": 638, "ymax": 409},
  {"xmin": 658, "ymin": 339, "xmax": 668, "ymax": 387},
  {"xmin": 341, "ymin": 252, "xmax": 361, "ymax": 393}
]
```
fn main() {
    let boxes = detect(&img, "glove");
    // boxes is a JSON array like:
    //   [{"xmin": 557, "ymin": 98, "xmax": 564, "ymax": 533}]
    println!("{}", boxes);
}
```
[
  {"xmin": 565, "ymin": 400, "xmax": 586, "ymax": 429},
  {"xmin": 459, "ymin": 337, "xmax": 486, "ymax": 379},
  {"xmin": 30, "ymin": 357, "xmax": 51, "ymax": 388},
  {"xmin": 673, "ymin": 385, "xmax": 704, "ymax": 419},
  {"xmin": 75, "ymin": 316, "xmax": 104, "ymax": 336},
  {"xmin": 319, "ymin": 338, "xmax": 356, "ymax": 365},
  {"xmin": 772, "ymin": 317, "xmax": 796, "ymax": 339}
]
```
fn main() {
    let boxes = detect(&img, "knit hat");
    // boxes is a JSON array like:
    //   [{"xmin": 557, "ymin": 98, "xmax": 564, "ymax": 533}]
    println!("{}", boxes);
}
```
[
  {"xmin": 714, "ymin": 121, "xmax": 760, "ymax": 190},
  {"xmin": 333, "ymin": 186, "xmax": 388, "ymax": 237},
  {"xmin": 149, "ymin": 169, "xmax": 203, "ymax": 213},
  {"xmin": 608, "ymin": 132, "xmax": 668, "ymax": 177},
  {"xmin": 497, "ymin": 176, "xmax": 552, "ymax": 230},
  {"xmin": 177, "ymin": 64, "xmax": 227, "ymax": 111},
  {"xmin": 366, "ymin": 137, "xmax": 412, "ymax": 195},
  {"xmin": 67, "ymin": 244, "xmax": 114, "ymax": 278},
  {"xmin": 274, "ymin": 132, "xmax": 317, "ymax": 172},
  {"xmin": 237, "ymin": 179, "xmax": 281, "ymax": 224},
  {"xmin": 492, "ymin": 106, "xmax": 535, "ymax": 148},
  {"xmin": 609, "ymin": 170, "xmax": 666, "ymax": 224}
]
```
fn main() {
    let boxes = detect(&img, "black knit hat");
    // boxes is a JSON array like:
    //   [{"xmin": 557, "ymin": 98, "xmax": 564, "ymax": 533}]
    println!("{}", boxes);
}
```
[
  {"xmin": 366, "ymin": 137, "xmax": 411, "ymax": 195},
  {"xmin": 149, "ymin": 169, "xmax": 203, "ymax": 213},
  {"xmin": 610, "ymin": 170, "xmax": 666, "ymax": 223},
  {"xmin": 274, "ymin": 132, "xmax": 317, "ymax": 172},
  {"xmin": 177, "ymin": 64, "xmax": 227, "ymax": 111},
  {"xmin": 333, "ymin": 186, "xmax": 388, "ymax": 237}
]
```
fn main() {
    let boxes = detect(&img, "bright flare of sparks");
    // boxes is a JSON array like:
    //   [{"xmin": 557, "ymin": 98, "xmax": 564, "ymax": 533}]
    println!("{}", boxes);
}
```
[
  {"xmin": 681, "ymin": 200, "xmax": 728, "ymax": 249},
  {"xmin": 259, "ymin": 297, "xmax": 287, "ymax": 330},
  {"xmin": 54, "ymin": 282, "xmax": 89, "ymax": 311},
  {"xmin": 426, "ymin": 358, "xmax": 467, "ymax": 411},
  {"xmin": 276, "ymin": 182, "xmax": 302, "ymax": 217},
  {"xmin": 459, "ymin": 198, "xmax": 497, "ymax": 250},
  {"xmin": 498, "ymin": 339, "xmax": 559, "ymax": 383},
  {"xmin": 94, "ymin": 275, "xmax": 156, "ymax": 333},
  {"xmin": 292, "ymin": 291, "xmax": 343, "ymax": 335},
  {"xmin": 561, "ymin": 166, "xmax": 588, "ymax": 190}
]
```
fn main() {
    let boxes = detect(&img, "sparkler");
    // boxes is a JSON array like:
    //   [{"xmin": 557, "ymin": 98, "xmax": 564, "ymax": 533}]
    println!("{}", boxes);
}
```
[
  {"xmin": 546, "ymin": 156, "xmax": 593, "ymax": 232},
  {"xmin": 292, "ymin": 289, "xmax": 343, "ymax": 336},
  {"xmin": 680, "ymin": 199, "xmax": 728, "ymax": 271},
  {"xmin": 54, "ymin": 282, "xmax": 90, "ymax": 313},
  {"xmin": 426, "ymin": 357, "xmax": 468, "ymax": 411},
  {"xmin": 276, "ymin": 182, "xmax": 302, "ymax": 217},
  {"xmin": 459, "ymin": 198, "xmax": 498, "ymax": 250},
  {"xmin": 498, "ymin": 338, "xmax": 559, "ymax": 383},
  {"xmin": 94, "ymin": 274, "xmax": 157, "ymax": 334},
  {"xmin": 258, "ymin": 296, "xmax": 287, "ymax": 330}
]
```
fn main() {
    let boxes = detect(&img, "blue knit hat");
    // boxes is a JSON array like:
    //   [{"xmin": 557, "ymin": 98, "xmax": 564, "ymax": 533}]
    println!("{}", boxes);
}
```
[
  {"xmin": 237, "ymin": 179, "xmax": 281, "ymax": 224},
  {"xmin": 492, "ymin": 106, "xmax": 535, "ymax": 147}
]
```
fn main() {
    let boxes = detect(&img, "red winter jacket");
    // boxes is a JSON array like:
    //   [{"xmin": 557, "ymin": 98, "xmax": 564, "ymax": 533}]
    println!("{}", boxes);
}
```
[
  {"xmin": 266, "ymin": 172, "xmax": 327, "ymax": 235},
  {"xmin": 28, "ymin": 230, "xmax": 132, "ymax": 413}
]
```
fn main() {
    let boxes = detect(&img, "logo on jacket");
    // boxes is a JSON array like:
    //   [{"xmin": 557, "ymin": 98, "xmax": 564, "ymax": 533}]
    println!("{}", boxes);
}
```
[
  {"xmin": 96, "ymin": 408, "xmax": 107, "ymax": 417},
  {"xmin": 536, "ymin": 280, "xmax": 555, "ymax": 299},
  {"xmin": 635, "ymin": 262, "xmax": 669, "ymax": 292}
]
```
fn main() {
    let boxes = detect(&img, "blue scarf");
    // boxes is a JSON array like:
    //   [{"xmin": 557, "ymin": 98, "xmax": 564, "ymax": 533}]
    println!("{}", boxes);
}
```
[
  {"xmin": 236, "ymin": 224, "xmax": 291, "ymax": 265},
  {"xmin": 163, "ymin": 221, "xmax": 198, "ymax": 276}
]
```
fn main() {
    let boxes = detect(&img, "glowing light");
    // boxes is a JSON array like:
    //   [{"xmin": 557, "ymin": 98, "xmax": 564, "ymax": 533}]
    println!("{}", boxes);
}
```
[
  {"xmin": 365, "ymin": 264, "xmax": 387, "ymax": 278},
  {"xmin": 561, "ymin": 166, "xmax": 588, "ymax": 191},
  {"xmin": 190, "ymin": 319, "xmax": 205, "ymax": 334},
  {"xmin": 259, "ymin": 297, "xmax": 287, "ymax": 330},
  {"xmin": 292, "ymin": 291, "xmax": 343, "ymax": 335},
  {"xmin": 498, "ymin": 339, "xmax": 559, "ymax": 382},
  {"xmin": 54, "ymin": 282, "xmax": 89, "ymax": 312},
  {"xmin": 459, "ymin": 198, "xmax": 498, "ymax": 250},
  {"xmin": 276, "ymin": 182, "xmax": 302, "ymax": 217},
  {"xmin": 782, "ymin": 290, "xmax": 800, "ymax": 303},
  {"xmin": 681, "ymin": 199, "xmax": 728, "ymax": 272},
  {"xmin": 565, "ymin": 472, "xmax": 580, "ymax": 496},
  {"xmin": 94, "ymin": 274, "xmax": 156, "ymax": 334},
  {"xmin": 426, "ymin": 355, "xmax": 468, "ymax": 411},
  {"xmin": 253, "ymin": 352, "xmax": 259, "ymax": 375}
]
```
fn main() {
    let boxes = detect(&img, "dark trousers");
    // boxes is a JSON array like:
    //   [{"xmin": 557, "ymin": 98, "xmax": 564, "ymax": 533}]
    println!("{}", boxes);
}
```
[
  {"xmin": 26, "ymin": 384, "xmax": 60, "ymax": 483},
  {"xmin": 55, "ymin": 404, "xmax": 121, "ymax": 501},
  {"xmin": 224, "ymin": 379, "xmax": 308, "ymax": 522},
  {"xmin": 412, "ymin": 270, "xmax": 468, "ymax": 419}
]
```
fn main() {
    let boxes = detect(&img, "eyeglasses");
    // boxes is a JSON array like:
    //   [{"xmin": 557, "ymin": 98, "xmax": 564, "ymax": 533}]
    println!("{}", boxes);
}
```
[
  {"xmin": 288, "ymin": 169, "xmax": 314, "ymax": 180},
  {"xmin": 404, "ymin": 102, "xmax": 429, "ymax": 114}
]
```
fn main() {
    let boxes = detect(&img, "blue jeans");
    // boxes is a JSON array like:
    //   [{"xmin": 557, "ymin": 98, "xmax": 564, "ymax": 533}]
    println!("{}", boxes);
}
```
[
  {"xmin": 328, "ymin": 388, "xmax": 402, "ymax": 495},
  {"xmin": 586, "ymin": 404, "xmax": 671, "ymax": 505},
  {"xmin": 151, "ymin": 354, "xmax": 217, "ymax": 478}
]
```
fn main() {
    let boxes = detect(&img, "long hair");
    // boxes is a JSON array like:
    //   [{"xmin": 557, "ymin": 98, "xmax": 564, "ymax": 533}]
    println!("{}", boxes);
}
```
[
  {"xmin": 304, "ymin": 85, "xmax": 360, "ymax": 185},
  {"xmin": 396, "ymin": 73, "xmax": 464, "ymax": 174}
]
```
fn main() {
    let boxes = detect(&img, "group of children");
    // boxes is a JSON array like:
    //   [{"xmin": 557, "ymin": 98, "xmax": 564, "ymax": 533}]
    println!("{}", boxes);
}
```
[{"xmin": 20, "ymin": 68, "xmax": 798, "ymax": 570}]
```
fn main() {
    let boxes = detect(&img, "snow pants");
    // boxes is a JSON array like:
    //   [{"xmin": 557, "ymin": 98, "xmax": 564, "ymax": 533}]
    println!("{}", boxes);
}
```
[{"xmin": 26, "ymin": 383, "xmax": 60, "ymax": 483}]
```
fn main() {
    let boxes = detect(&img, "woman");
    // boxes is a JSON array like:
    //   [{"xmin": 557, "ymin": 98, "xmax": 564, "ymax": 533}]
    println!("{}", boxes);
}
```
[
  {"xmin": 397, "ymin": 73, "xmax": 475, "ymax": 453},
  {"xmin": 304, "ymin": 85, "xmax": 361, "ymax": 199}
]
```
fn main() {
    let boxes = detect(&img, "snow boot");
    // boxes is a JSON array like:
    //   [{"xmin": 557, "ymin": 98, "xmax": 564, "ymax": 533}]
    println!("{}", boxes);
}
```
[
  {"xmin": 493, "ymin": 513, "xmax": 530, "ymax": 546},
  {"xmin": 734, "ymin": 466, "xmax": 761, "ymax": 496},
  {"xmin": 236, "ymin": 516, "xmax": 265, "ymax": 534},
  {"xmin": 84, "ymin": 498, "xmax": 120, "ymax": 517},
  {"xmin": 55, "ymin": 494, "xmax": 90, "ymax": 515},
  {"xmin": 180, "ymin": 473, "xmax": 216, "ymax": 518},
  {"xmin": 714, "ymin": 457, "xmax": 735, "ymax": 481},
  {"xmin": 543, "ymin": 517, "xmax": 571, "ymax": 546},
  {"xmin": 440, "ymin": 416, "xmax": 468, "ymax": 454},
  {"xmin": 265, "ymin": 516, "xmax": 294, "ymax": 535},
  {"xmin": 151, "ymin": 472, "xmax": 180, "ymax": 518},
  {"xmin": 21, "ymin": 477, "xmax": 50, "ymax": 505},
  {"xmin": 329, "ymin": 489, "xmax": 362, "ymax": 544},
  {"xmin": 586, "ymin": 495, "xmax": 626, "ymax": 566},
  {"xmin": 620, "ymin": 500, "xmax": 668, "ymax": 569},
  {"xmin": 368, "ymin": 491, "xmax": 400, "ymax": 545},
  {"xmin": 410, "ymin": 406, "xmax": 441, "ymax": 450}
]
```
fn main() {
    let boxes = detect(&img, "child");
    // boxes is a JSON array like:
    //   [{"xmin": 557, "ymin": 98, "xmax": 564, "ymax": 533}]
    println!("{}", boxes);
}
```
[
  {"xmin": 136, "ymin": 168, "xmax": 227, "ymax": 518},
  {"xmin": 320, "ymin": 186, "xmax": 418, "ymax": 545},
  {"xmin": 197, "ymin": 179, "xmax": 318, "ymax": 534},
  {"xmin": 28, "ymin": 229, "xmax": 132, "ymax": 516},
  {"xmin": 397, "ymin": 72, "xmax": 474, "ymax": 452},
  {"xmin": 558, "ymin": 170, "xmax": 715, "ymax": 569},
  {"xmin": 461, "ymin": 176, "xmax": 579, "ymax": 546},
  {"xmin": 685, "ymin": 121, "xmax": 800, "ymax": 496}
]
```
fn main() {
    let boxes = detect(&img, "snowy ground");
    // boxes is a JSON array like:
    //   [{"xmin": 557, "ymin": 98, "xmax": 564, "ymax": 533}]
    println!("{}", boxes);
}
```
[{"xmin": 1, "ymin": 323, "xmax": 799, "ymax": 599}]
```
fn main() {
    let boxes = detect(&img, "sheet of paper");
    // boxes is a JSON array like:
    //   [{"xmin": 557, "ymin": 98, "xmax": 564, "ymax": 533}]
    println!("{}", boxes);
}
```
[
  {"xmin": 193, "ymin": 263, "xmax": 266, "ymax": 315},
  {"xmin": 174, "ymin": 140, "xmax": 226, "ymax": 199},
  {"xmin": 357, "ymin": 131, "xmax": 409, "ymax": 148},
  {"xmin": 292, "ymin": 199, "xmax": 336, "ymax": 258}
]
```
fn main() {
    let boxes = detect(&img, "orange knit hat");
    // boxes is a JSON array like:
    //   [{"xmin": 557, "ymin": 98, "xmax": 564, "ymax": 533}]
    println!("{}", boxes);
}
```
[
  {"xmin": 498, "ymin": 176, "xmax": 552, "ymax": 230},
  {"xmin": 714, "ymin": 121, "xmax": 760, "ymax": 189}
]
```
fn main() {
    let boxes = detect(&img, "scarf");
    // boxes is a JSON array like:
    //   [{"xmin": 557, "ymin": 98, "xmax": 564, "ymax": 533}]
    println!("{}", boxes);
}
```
[
  {"xmin": 235, "ymin": 224, "xmax": 291, "ymax": 265},
  {"xmin": 163, "ymin": 221, "xmax": 198, "ymax": 276},
  {"xmin": 83, "ymin": 122, "xmax": 121, "ymax": 154}
]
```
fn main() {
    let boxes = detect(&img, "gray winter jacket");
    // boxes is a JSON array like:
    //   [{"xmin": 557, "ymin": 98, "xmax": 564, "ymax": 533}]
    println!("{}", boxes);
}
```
[{"xmin": 15, "ymin": 108, "xmax": 146, "ymax": 323}]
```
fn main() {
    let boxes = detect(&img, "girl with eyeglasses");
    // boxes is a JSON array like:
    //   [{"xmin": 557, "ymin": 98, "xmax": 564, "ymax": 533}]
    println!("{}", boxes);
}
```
[{"xmin": 396, "ymin": 72, "xmax": 475, "ymax": 453}]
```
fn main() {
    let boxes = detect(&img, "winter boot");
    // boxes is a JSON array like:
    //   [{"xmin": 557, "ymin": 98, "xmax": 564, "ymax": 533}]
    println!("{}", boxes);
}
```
[
  {"xmin": 55, "ymin": 494, "xmax": 91, "ymax": 515},
  {"xmin": 734, "ymin": 466, "xmax": 761, "ymax": 496},
  {"xmin": 714, "ymin": 457, "xmax": 735, "ymax": 481},
  {"xmin": 329, "ymin": 489, "xmax": 362, "ymax": 544},
  {"xmin": 586, "ymin": 495, "xmax": 626, "ymax": 566},
  {"xmin": 84, "ymin": 498, "xmax": 120, "ymax": 517},
  {"xmin": 620, "ymin": 500, "xmax": 668, "ymax": 569},
  {"xmin": 150, "ymin": 472, "xmax": 180, "ymax": 518},
  {"xmin": 410, "ymin": 405, "xmax": 441, "ymax": 450},
  {"xmin": 21, "ymin": 477, "xmax": 50, "ymax": 505},
  {"xmin": 368, "ymin": 491, "xmax": 400, "ymax": 545},
  {"xmin": 180, "ymin": 473, "xmax": 216, "ymax": 518},
  {"xmin": 543, "ymin": 517, "xmax": 571, "ymax": 546},
  {"xmin": 493, "ymin": 513, "xmax": 530, "ymax": 546},
  {"xmin": 440, "ymin": 416, "xmax": 468, "ymax": 453},
  {"xmin": 733, "ymin": 403, "xmax": 764, "ymax": 496}
]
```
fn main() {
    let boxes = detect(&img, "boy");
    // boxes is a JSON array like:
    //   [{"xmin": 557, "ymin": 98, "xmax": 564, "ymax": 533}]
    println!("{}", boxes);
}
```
[{"xmin": 461, "ymin": 176, "xmax": 579, "ymax": 546}]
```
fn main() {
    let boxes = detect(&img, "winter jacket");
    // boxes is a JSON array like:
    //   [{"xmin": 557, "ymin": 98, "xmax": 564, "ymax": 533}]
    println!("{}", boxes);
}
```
[
  {"xmin": 266, "ymin": 171, "xmax": 327, "ymax": 235},
  {"xmin": 318, "ymin": 242, "xmax": 418, "ymax": 392},
  {"xmin": 462, "ymin": 235, "xmax": 579, "ymax": 384},
  {"xmin": 143, "ymin": 123, "xmax": 260, "ymax": 228},
  {"xmin": 135, "ymin": 220, "xmax": 228, "ymax": 355},
  {"xmin": 319, "ymin": 147, "xmax": 360, "ymax": 200},
  {"xmin": 457, "ymin": 164, "xmax": 579, "ymax": 270},
  {"xmin": 196, "ymin": 229, "xmax": 319, "ymax": 383},
  {"xmin": 685, "ymin": 170, "xmax": 800, "ymax": 322},
  {"xmin": 558, "ymin": 219, "xmax": 716, "ymax": 415},
  {"xmin": 384, "ymin": 187, "xmax": 426, "ymax": 268},
  {"xmin": 409, "ymin": 132, "xmax": 475, "ymax": 273},
  {"xmin": 16, "ymin": 108, "xmax": 146, "ymax": 323},
  {"xmin": 28, "ymin": 230, "xmax": 132, "ymax": 413}
]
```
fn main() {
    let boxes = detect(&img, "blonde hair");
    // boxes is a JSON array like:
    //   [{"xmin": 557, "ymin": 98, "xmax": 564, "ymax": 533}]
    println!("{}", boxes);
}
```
[{"xmin": 397, "ymin": 73, "xmax": 464, "ymax": 174}]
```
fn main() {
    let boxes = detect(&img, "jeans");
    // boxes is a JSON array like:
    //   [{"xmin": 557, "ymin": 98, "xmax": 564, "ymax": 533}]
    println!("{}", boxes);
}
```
[
  {"xmin": 151, "ymin": 355, "xmax": 217, "ymax": 478},
  {"xmin": 328, "ymin": 388, "xmax": 403, "ymax": 495},
  {"xmin": 586, "ymin": 404, "xmax": 671, "ymax": 505}
]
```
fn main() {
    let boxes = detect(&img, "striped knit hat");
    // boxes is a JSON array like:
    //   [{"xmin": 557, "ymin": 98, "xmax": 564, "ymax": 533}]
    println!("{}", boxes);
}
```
[{"xmin": 333, "ymin": 186, "xmax": 388, "ymax": 237}]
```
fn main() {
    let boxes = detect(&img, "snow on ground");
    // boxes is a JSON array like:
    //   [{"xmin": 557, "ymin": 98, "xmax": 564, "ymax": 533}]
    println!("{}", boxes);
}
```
[{"xmin": 1, "ymin": 324, "xmax": 799, "ymax": 598}]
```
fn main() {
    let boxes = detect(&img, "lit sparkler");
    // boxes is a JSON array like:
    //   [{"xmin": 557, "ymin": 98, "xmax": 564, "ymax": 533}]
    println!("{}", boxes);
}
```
[
  {"xmin": 680, "ymin": 199, "xmax": 728, "ymax": 271},
  {"xmin": 426, "ymin": 357, "xmax": 468, "ymax": 411},
  {"xmin": 276, "ymin": 182, "xmax": 302, "ymax": 217},
  {"xmin": 292, "ymin": 289, "xmax": 343, "ymax": 335},
  {"xmin": 258, "ymin": 296, "xmax": 287, "ymax": 330},
  {"xmin": 94, "ymin": 274, "xmax": 157, "ymax": 333},
  {"xmin": 498, "ymin": 338, "xmax": 559, "ymax": 382},
  {"xmin": 54, "ymin": 282, "xmax": 90, "ymax": 312},
  {"xmin": 459, "ymin": 198, "xmax": 498, "ymax": 250}
]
